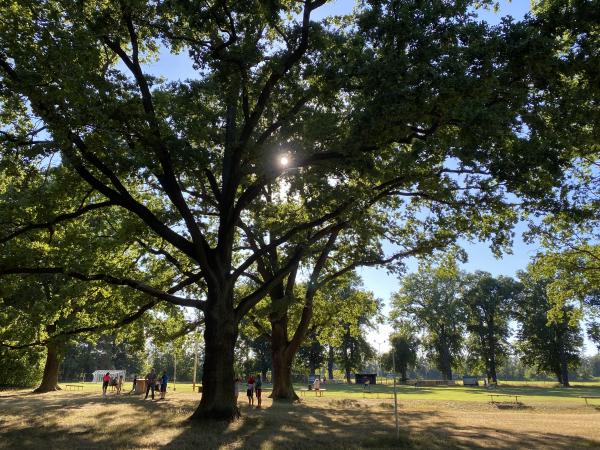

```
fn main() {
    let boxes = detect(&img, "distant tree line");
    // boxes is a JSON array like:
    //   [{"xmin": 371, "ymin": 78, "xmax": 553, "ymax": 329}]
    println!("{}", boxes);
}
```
[{"xmin": 383, "ymin": 259, "xmax": 599, "ymax": 387}]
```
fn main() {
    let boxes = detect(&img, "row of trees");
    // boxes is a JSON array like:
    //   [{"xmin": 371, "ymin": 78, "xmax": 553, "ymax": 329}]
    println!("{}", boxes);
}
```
[
  {"xmin": 385, "ymin": 262, "xmax": 597, "ymax": 387},
  {"xmin": 1, "ymin": 0, "xmax": 598, "ymax": 421}
]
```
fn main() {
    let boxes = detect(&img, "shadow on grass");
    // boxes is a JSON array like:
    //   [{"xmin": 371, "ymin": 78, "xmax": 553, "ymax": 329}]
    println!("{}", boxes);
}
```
[
  {"xmin": 165, "ymin": 399, "xmax": 599, "ymax": 450},
  {"xmin": 1, "ymin": 391, "xmax": 599, "ymax": 449},
  {"xmin": 493, "ymin": 402, "xmax": 533, "ymax": 410}
]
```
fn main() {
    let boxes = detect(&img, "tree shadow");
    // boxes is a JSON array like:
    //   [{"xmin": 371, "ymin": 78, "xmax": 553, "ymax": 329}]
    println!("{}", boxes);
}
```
[
  {"xmin": 493, "ymin": 402, "xmax": 533, "ymax": 410},
  {"xmin": 1, "ymin": 392, "xmax": 599, "ymax": 449}
]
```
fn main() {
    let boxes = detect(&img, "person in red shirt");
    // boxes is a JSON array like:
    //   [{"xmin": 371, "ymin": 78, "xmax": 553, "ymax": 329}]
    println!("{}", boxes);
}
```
[
  {"xmin": 102, "ymin": 372, "xmax": 110, "ymax": 397},
  {"xmin": 246, "ymin": 375, "xmax": 255, "ymax": 405}
]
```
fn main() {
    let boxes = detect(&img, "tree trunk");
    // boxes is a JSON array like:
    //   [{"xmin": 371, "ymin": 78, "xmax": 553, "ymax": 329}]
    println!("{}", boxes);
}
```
[
  {"xmin": 559, "ymin": 345, "xmax": 570, "ymax": 387},
  {"xmin": 345, "ymin": 365, "xmax": 351, "ymax": 384},
  {"xmin": 190, "ymin": 294, "xmax": 238, "ymax": 421},
  {"xmin": 328, "ymin": 346, "xmax": 334, "ymax": 380},
  {"xmin": 439, "ymin": 342, "xmax": 452, "ymax": 381},
  {"xmin": 489, "ymin": 355, "xmax": 498, "ymax": 384},
  {"xmin": 34, "ymin": 340, "xmax": 63, "ymax": 393},
  {"xmin": 400, "ymin": 368, "xmax": 407, "ymax": 382},
  {"xmin": 269, "ymin": 316, "xmax": 299, "ymax": 401},
  {"xmin": 487, "ymin": 322, "xmax": 498, "ymax": 383}
]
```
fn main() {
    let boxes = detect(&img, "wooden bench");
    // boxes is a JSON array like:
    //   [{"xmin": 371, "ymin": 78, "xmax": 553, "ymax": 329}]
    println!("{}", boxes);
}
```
[
  {"xmin": 489, "ymin": 394, "xmax": 519, "ymax": 404},
  {"xmin": 64, "ymin": 384, "xmax": 84, "ymax": 391},
  {"xmin": 579, "ymin": 396, "xmax": 600, "ymax": 406},
  {"xmin": 299, "ymin": 388, "xmax": 326, "ymax": 397},
  {"xmin": 413, "ymin": 380, "xmax": 456, "ymax": 387}
]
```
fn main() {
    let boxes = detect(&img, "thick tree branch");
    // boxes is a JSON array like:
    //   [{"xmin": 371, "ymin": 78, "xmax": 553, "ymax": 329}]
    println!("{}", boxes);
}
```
[
  {"xmin": 0, "ymin": 201, "xmax": 114, "ymax": 244},
  {"xmin": 288, "ymin": 228, "xmax": 340, "ymax": 353},
  {"xmin": 237, "ymin": 0, "xmax": 324, "ymax": 150},
  {"xmin": 0, "ymin": 267, "xmax": 205, "ymax": 310},
  {"xmin": 0, "ymin": 300, "xmax": 158, "ymax": 350},
  {"xmin": 104, "ymin": 13, "xmax": 213, "ymax": 272}
]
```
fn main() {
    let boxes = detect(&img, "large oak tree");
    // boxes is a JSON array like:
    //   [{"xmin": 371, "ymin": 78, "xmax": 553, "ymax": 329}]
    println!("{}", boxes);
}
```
[{"xmin": 0, "ymin": 0, "xmax": 591, "ymax": 420}]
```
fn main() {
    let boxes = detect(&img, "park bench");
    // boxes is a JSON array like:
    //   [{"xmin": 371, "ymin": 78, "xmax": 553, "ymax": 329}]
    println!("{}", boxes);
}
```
[
  {"xmin": 299, "ymin": 388, "xmax": 326, "ymax": 397},
  {"xmin": 64, "ymin": 384, "xmax": 84, "ymax": 391},
  {"xmin": 413, "ymin": 380, "xmax": 456, "ymax": 387},
  {"xmin": 489, "ymin": 394, "xmax": 520, "ymax": 404},
  {"xmin": 579, "ymin": 396, "xmax": 600, "ymax": 406}
]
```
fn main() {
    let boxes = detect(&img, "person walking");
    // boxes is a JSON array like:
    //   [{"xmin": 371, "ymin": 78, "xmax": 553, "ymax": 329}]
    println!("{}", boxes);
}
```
[
  {"xmin": 129, "ymin": 374, "xmax": 137, "ymax": 394},
  {"xmin": 234, "ymin": 377, "xmax": 241, "ymax": 403},
  {"xmin": 160, "ymin": 370, "xmax": 169, "ymax": 400},
  {"xmin": 246, "ymin": 374, "xmax": 255, "ymax": 406},
  {"xmin": 145, "ymin": 368, "xmax": 157, "ymax": 400},
  {"xmin": 102, "ymin": 372, "xmax": 110, "ymax": 397},
  {"xmin": 117, "ymin": 375, "xmax": 123, "ymax": 395},
  {"xmin": 255, "ymin": 374, "xmax": 263, "ymax": 408}
]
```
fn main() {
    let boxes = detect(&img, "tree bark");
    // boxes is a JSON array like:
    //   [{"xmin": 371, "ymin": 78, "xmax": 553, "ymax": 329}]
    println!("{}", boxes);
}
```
[
  {"xmin": 487, "ymin": 334, "xmax": 497, "ymax": 383},
  {"xmin": 190, "ymin": 292, "xmax": 238, "ymax": 421},
  {"xmin": 269, "ymin": 316, "xmax": 298, "ymax": 401},
  {"xmin": 34, "ymin": 340, "xmax": 63, "ymax": 393},
  {"xmin": 559, "ymin": 342, "xmax": 570, "ymax": 387},
  {"xmin": 439, "ymin": 340, "xmax": 452, "ymax": 381}
]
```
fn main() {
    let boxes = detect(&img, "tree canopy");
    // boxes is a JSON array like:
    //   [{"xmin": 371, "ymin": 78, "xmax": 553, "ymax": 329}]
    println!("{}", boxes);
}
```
[{"xmin": 0, "ymin": 0, "xmax": 595, "ymax": 419}]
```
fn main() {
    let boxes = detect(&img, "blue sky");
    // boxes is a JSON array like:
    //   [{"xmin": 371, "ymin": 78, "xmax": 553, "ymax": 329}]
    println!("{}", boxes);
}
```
[{"xmin": 139, "ymin": 1, "xmax": 596, "ymax": 355}]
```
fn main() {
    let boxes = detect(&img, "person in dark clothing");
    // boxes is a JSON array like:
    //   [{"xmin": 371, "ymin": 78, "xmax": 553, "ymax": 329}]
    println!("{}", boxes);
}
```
[
  {"xmin": 129, "ymin": 374, "xmax": 137, "ymax": 394},
  {"xmin": 145, "ymin": 368, "xmax": 157, "ymax": 399},
  {"xmin": 160, "ymin": 371, "xmax": 169, "ymax": 400},
  {"xmin": 255, "ymin": 374, "xmax": 263, "ymax": 408}
]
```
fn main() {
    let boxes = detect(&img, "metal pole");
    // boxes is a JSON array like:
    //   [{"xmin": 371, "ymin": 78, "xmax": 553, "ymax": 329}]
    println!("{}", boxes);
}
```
[{"xmin": 392, "ymin": 345, "xmax": 399, "ymax": 441}]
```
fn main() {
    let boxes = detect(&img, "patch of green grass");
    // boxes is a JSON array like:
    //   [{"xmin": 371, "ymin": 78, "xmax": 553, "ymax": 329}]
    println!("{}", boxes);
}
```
[
  {"xmin": 291, "ymin": 380, "xmax": 600, "ymax": 404},
  {"xmin": 58, "ymin": 379, "xmax": 600, "ymax": 405}
]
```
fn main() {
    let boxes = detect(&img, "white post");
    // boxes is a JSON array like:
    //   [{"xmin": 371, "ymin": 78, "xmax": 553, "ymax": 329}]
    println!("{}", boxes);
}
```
[
  {"xmin": 174, "ymin": 353, "xmax": 177, "ymax": 392},
  {"xmin": 392, "ymin": 345, "xmax": 399, "ymax": 441}
]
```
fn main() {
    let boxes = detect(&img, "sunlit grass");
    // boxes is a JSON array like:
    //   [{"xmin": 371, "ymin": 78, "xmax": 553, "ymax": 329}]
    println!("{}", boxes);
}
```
[
  {"xmin": 1, "ymin": 385, "xmax": 600, "ymax": 449},
  {"xmin": 60, "ymin": 379, "xmax": 600, "ymax": 404}
]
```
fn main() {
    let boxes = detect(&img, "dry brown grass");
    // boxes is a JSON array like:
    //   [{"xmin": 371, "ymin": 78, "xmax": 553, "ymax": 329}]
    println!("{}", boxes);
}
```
[{"xmin": 1, "ymin": 389, "xmax": 599, "ymax": 449}]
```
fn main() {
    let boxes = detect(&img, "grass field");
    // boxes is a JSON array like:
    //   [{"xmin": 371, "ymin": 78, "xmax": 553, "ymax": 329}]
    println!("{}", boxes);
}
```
[{"xmin": 1, "ymin": 382, "xmax": 600, "ymax": 449}]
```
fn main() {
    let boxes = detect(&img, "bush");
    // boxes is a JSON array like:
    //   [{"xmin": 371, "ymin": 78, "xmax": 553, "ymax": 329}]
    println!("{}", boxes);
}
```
[{"xmin": 0, "ymin": 347, "xmax": 45, "ymax": 388}]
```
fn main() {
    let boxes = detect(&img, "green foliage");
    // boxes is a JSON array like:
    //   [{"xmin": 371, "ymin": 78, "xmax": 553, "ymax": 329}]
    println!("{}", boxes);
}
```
[
  {"xmin": 462, "ymin": 272, "xmax": 520, "ymax": 380},
  {"xmin": 391, "ymin": 260, "xmax": 465, "ymax": 380},
  {"xmin": 0, "ymin": 0, "xmax": 597, "ymax": 416},
  {"xmin": 0, "ymin": 346, "xmax": 44, "ymax": 387},
  {"xmin": 514, "ymin": 269, "xmax": 583, "ymax": 385},
  {"xmin": 382, "ymin": 326, "xmax": 419, "ymax": 381},
  {"xmin": 296, "ymin": 333, "xmax": 326, "ymax": 376},
  {"xmin": 61, "ymin": 333, "xmax": 147, "ymax": 381}
]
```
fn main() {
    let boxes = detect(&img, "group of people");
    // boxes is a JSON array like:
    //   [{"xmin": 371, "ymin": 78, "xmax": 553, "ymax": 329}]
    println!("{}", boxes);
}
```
[
  {"xmin": 101, "ymin": 373, "xmax": 124, "ymax": 396},
  {"xmin": 235, "ymin": 374, "xmax": 263, "ymax": 408},
  {"xmin": 101, "ymin": 369, "xmax": 169, "ymax": 400},
  {"xmin": 142, "ymin": 368, "xmax": 169, "ymax": 400}
]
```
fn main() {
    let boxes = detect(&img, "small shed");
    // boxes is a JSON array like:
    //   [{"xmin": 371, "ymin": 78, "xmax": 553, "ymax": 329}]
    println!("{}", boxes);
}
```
[
  {"xmin": 462, "ymin": 375, "xmax": 479, "ymax": 387},
  {"xmin": 92, "ymin": 370, "xmax": 126, "ymax": 383},
  {"xmin": 355, "ymin": 373, "xmax": 377, "ymax": 385}
]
